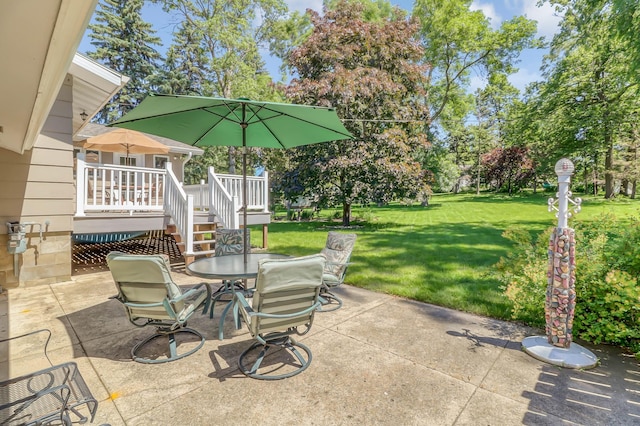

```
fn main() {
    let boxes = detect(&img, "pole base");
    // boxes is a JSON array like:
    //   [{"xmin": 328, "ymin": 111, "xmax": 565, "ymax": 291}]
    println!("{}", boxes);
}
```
[{"xmin": 522, "ymin": 336, "xmax": 599, "ymax": 369}]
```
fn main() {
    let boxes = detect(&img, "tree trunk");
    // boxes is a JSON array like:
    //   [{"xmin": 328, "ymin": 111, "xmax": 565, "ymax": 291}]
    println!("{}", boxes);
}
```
[
  {"xmin": 604, "ymin": 132, "xmax": 615, "ymax": 198},
  {"xmin": 342, "ymin": 202, "xmax": 351, "ymax": 227},
  {"xmin": 632, "ymin": 180, "xmax": 637, "ymax": 199},
  {"xmin": 476, "ymin": 151, "xmax": 481, "ymax": 195},
  {"xmin": 228, "ymin": 147, "xmax": 236, "ymax": 174},
  {"xmin": 622, "ymin": 179, "xmax": 629, "ymax": 196}
]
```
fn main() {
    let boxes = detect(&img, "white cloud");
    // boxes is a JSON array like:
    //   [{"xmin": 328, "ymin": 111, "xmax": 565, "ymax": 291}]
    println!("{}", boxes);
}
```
[
  {"xmin": 521, "ymin": 0, "xmax": 562, "ymax": 40},
  {"xmin": 471, "ymin": 1, "xmax": 502, "ymax": 29},
  {"xmin": 470, "ymin": 74, "xmax": 488, "ymax": 93},
  {"xmin": 286, "ymin": 0, "xmax": 322, "ymax": 14},
  {"xmin": 508, "ymin": 65, "xmax": 541, "ymax": 92}
]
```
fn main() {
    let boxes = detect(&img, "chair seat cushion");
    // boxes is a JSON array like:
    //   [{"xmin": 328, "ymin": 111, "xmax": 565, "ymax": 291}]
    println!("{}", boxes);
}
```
[{"xmin": 322, "ymin": 272, "xmax": 341, "ymax": 286}]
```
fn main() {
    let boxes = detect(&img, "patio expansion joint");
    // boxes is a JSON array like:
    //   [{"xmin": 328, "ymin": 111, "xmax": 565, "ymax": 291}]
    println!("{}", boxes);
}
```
[
  {"xmin": 46, "ymin": 282, "xmax": 129, "ymax": 424},
  {"xmin": 450, "ymin": 341, "xmax": 515, "ymax": 425}
]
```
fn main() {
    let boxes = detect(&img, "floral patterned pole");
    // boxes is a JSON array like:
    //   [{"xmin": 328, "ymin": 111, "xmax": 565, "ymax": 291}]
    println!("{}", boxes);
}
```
[
  {"xmin": 546, "ymin": 159, "xmax": 581, "ymax": 348},
  {"xmin": 522, "ymin": 159, "xmax": 596, "ymax": 368}
]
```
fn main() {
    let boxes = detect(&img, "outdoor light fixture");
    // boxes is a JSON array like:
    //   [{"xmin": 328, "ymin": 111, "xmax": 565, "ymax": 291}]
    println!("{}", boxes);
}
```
[
  {"xmin": 80, "ymin": 111, "xmax": 88, "ymax": 121},
  {"xmin": 554, "ymin": 158, "xmax": 574, "ymax": 176}
]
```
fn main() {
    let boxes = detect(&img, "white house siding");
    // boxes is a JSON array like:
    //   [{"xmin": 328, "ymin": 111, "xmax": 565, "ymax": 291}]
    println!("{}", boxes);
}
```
[{"xmin": 0, "ymin": 79, "xmax": 74, "ymax": 287}]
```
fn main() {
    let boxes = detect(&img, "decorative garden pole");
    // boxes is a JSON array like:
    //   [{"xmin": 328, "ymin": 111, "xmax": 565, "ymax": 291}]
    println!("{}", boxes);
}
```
[{"xmin": 521, "ymin": 158, "xmax": 598, "ymax": 369}]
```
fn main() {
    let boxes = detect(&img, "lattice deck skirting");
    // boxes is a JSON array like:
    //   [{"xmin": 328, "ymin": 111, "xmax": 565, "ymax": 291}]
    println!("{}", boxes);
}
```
[{"xmin": 72, "ymin": 230, "xmax": 182, "ymax": 275}]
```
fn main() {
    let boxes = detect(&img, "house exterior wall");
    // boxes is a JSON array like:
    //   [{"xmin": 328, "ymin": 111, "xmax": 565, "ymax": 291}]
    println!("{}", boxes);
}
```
[{"xmin": 0, "ymin": 78, "xmax": 74, "ymax": 288}]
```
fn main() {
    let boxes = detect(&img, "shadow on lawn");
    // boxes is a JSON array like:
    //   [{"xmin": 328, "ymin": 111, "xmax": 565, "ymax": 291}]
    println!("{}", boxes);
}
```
[{"xmin": 267, "ymin": 214, "xmax": 557, "ymax": 320}]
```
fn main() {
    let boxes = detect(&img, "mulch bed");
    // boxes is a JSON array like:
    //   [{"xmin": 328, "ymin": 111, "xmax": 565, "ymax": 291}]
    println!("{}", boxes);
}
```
[{"xmin": 72, "ymin": 230, "xmax": 183, "ymax": 275}]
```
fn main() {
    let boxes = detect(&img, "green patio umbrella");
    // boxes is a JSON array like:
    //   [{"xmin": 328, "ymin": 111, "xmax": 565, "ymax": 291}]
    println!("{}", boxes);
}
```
[{"xmin": 109, "ymin": 94, "xmax": 353, "ymax": 263}]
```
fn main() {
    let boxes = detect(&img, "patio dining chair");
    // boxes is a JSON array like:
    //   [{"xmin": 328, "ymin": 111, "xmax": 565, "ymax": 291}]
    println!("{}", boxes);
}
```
[
  {"xmin": 208, "ymin": 228, "xmax": 250, "ymax": 318},
  {"xmin": 317, "ymin": 231, "xmax": 357, "ymax": 312},
  {"xmin": 106, "ymin": 251, "xmax": 211, "ymax": 364},
  {"xmin": 231, "ymin": 254, "xmax": 325, "ymax": 380}
]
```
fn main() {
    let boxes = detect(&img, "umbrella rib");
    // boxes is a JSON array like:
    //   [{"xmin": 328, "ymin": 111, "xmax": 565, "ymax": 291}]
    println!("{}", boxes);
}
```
[
  {"xmin": 254, "ymin": 105, "xmax": 354, "ymax": 144},
  {"xmin": 194, "ymin": 105, "xmax": 246, "ymax": 144}
]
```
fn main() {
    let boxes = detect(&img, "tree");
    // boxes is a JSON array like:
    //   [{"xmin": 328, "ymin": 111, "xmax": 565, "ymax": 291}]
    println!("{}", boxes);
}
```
[
  {"xmin": 87, "ymin": 0, "xmax": 162, "ymax": 122},
  {"xmin": 283, "ymin": 0, "xmax": 431, "ymax": 225},
  {"xmin": 481, "ymin": 146, "xmax": 535, "ymax": 195},
  {"xmin": 154, "ymin": 0, "xmax": 288, "ymax": 173},
  {"xmin": 412, "ymin": 0, "xmax": 541, "ymax": 130},
  {"xmin": 534, "ymin": 0, "xmax": 640, "ymax": 198}
]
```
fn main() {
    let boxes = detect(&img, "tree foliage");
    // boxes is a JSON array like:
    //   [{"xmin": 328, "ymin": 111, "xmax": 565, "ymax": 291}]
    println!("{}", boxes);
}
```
[
  {"xmin": 412, "ymin": 0, "xmax": 541, "ymax": 129},
  {"xmin": 481, "ymin": 146, "xmax": 535, "ymax": 194},
  {"xmin": 530, "ymin": 0, "xmax": 640, "ymax": 198},
  {"xmin": 281, "ymin": 0, "xmax": 431, "ymax": 225},
  {"xmin": 153, "ymin": 0, "xmax": 288, "ymax": 174},
  {"xmin": 87, "ymin": 0, "xmax": 162, "ymax": 122}
]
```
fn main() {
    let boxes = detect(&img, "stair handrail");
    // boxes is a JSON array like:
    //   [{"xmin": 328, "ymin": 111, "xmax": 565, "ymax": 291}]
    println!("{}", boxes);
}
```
[
  {"xmin": 208, "ymin": 167, "xmax": 240, "ymax": 228},
  {"xmin": 164, "ymin": 163, "xmax": 194, "ymax": 256},
  {"xmin": 214, "ymin": 172, "xmax": 268, "ymax": 211}
]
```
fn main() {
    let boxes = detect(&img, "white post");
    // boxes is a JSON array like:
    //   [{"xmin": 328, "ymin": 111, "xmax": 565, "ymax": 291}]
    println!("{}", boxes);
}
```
[
  {"xmin": 262, "ymin": 170, "xmax": 269, "ymax": 213},
  {"xmin": 75, "ymin": 154, "xmax": 86, "ymax": 217},
  {"xmin": 554, "ymin": 158, "xmax": 574, "ymax": 229},
  {"xmin": 185, "ymin": 194, "xmax": 194, "ymax": 256}
]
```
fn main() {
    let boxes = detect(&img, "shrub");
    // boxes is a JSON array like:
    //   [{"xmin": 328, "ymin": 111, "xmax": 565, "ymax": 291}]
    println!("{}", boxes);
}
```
[
  {"xmin": 495, "ymin": 226, "xmax": 551, "ymax": 327},
  {"xmin": 495, "ymin": 214, "xmax": 640, "ymax": 356},
  {"xmin": 300, "ymin": 209, "xmax": 315, "ymax": 220}
]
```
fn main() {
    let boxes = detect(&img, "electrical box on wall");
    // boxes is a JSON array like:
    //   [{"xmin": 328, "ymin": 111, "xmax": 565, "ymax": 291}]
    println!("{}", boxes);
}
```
[{"xmin": 6, "ymin": 222, "xmax": 27, "ymax": 254}]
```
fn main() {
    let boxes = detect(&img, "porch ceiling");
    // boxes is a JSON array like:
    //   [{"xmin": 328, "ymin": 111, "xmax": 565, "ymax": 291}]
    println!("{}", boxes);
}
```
[{"xmin": 0, "ymin": 0, "xmax": 98, "ymax": 154}]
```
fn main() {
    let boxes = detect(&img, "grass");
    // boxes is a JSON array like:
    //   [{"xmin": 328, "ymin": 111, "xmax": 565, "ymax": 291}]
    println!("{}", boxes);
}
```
[{"xmin": 252, "ymin": 192, "xmax": 640, "ymax": 321}]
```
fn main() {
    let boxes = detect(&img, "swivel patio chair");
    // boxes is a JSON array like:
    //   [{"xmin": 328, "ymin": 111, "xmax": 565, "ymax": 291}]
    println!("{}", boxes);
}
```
[
  {"xmin": 231, "ymin": 254, "xmax": 325, "ymax": 380},
  {"xmin": 318, "ymin": 231, "xmax": 357, "ymax": 312},
  {"xmin": 106, "ymin": 251, "xmax": 212, "ymax": 364},
  {"xmin": 209, "ymin": 228, "xmax": 250, "ymax": 318}
]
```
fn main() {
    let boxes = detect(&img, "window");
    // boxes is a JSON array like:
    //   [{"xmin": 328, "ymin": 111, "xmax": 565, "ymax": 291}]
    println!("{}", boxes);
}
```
[{"xmin": 154, "ymin": 155, "xmax": 169, "ymax": 169}]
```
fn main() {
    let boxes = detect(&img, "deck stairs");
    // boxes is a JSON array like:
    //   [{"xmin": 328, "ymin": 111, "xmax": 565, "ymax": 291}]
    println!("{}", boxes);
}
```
[{"xmin": 167, "ymin": 212, "xmax": 219, "ymax": 264}]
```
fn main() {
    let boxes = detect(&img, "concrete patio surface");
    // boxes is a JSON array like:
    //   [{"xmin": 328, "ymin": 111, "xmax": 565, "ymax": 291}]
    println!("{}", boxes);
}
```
[{"xmin": 2, "ymin": 268, "xmax": 640, "ymax": 425}]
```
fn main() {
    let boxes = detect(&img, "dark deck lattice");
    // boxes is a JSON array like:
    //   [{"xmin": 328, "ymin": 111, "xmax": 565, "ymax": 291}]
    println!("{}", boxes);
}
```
[{"xmin": 72, "ymin": 230, "xmax": 183, "ymax": 275}]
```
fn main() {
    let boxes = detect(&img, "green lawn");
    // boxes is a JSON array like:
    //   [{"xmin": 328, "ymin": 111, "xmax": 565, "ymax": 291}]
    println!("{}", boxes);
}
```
[{"xmin": 255, "ymin": 192, "xmax": 640, "ymax": 320}]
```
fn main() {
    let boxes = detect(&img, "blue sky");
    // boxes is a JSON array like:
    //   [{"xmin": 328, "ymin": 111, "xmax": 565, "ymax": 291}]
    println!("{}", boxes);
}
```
[{"xmin": 79, "ymin": 0, "xmax": 561, "ymax": 92}]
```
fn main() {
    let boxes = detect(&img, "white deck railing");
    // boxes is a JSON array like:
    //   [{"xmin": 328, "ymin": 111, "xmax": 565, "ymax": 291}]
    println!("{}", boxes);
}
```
[
  {"xmin": 75, "ymin": 155, "xmax": 166, "ymax": 216},
  {"xmin": 208, "ymin": 167, "xmax": 240, "ymax": 229},
  {"xmin": 215, "ymin": 169, "xmax": 270, "ymax": 212},
  {"xmin": 182, "ymin": 167, "xmax": 268, "ymax": 228},
  {"xmin": 164, "ymin": 164, "xmax": 194, "ymax": 256},
  {"xmin": 76, "ymin": 156, "xmax": 268, "ymax": 256}
]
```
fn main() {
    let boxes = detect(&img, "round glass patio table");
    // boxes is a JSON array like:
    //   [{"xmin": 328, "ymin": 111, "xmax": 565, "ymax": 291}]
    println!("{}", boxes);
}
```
[
  {"xmin": 186, "ymin": 253, "xmax": 291, "ymax": 280},
  {"xmin": 187, "ymin": 253, "xmax": 291, "ymax": 340}
]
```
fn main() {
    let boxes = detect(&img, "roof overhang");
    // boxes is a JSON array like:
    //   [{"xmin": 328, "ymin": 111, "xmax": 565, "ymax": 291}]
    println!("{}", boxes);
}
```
[
  {"xmin": 70, "ymin": 54, "xmax": 130, "ymax": 135},
  {"xmin": 0, "ymin": 0, "xmax": 99, "ymax": 154}
]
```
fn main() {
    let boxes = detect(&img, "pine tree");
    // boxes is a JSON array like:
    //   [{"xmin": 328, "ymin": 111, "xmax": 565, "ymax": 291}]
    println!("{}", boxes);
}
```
[{"xmin": 87, "ymin": 0, "xmax": 162, "ymax": 123}]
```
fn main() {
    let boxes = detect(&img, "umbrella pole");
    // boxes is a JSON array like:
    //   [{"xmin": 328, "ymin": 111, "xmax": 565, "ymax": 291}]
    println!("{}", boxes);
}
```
[
  {"xmin": 243, "ymin": 146, "xmax": 248, "ymax": 265},
  {"xmin": 242, "ymin": 104, "xmax": 248, "ymax": 266}
]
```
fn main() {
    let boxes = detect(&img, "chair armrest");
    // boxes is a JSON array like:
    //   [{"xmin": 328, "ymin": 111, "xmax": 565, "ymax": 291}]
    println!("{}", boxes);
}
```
[
  {"xmin": 325, "ymin": 261, "xmax": 353, "ymax": 267},
  {"xmin": 171, "ymin": 282, "xmax": 211, "ymax": 303},
  {"xmin": 123, "ymin": 300, "xmax": 165, "ymax": 309},
  {"xmin": 233, "ymin": 292, "xmax": 253, "ymax": 313}
]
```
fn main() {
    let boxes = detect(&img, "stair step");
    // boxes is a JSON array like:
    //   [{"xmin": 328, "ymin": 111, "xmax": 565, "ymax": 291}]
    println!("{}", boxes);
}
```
[
  {"xmin": 193, "ymin": 230, "xmax": 215, "ymax": 235},
  {"xmin": 175, "ymin": 239, "xmax": 216, "ymax": 246}
]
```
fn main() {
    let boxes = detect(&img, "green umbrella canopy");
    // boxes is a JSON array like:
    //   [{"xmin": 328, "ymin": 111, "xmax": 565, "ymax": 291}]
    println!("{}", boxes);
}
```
[
  {"xmin": 108, "ymin": 94, "xmax": 353, "ymax": 148},
  {"xmin": 109, "ymin": 94, "xmax": 353, "ymax": 263}
]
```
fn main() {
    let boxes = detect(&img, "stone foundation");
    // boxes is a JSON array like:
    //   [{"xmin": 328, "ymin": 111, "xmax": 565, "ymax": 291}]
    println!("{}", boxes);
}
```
[{"xmin": 0, "ymin": 232, "xmax": 71, "ymax": 288}]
